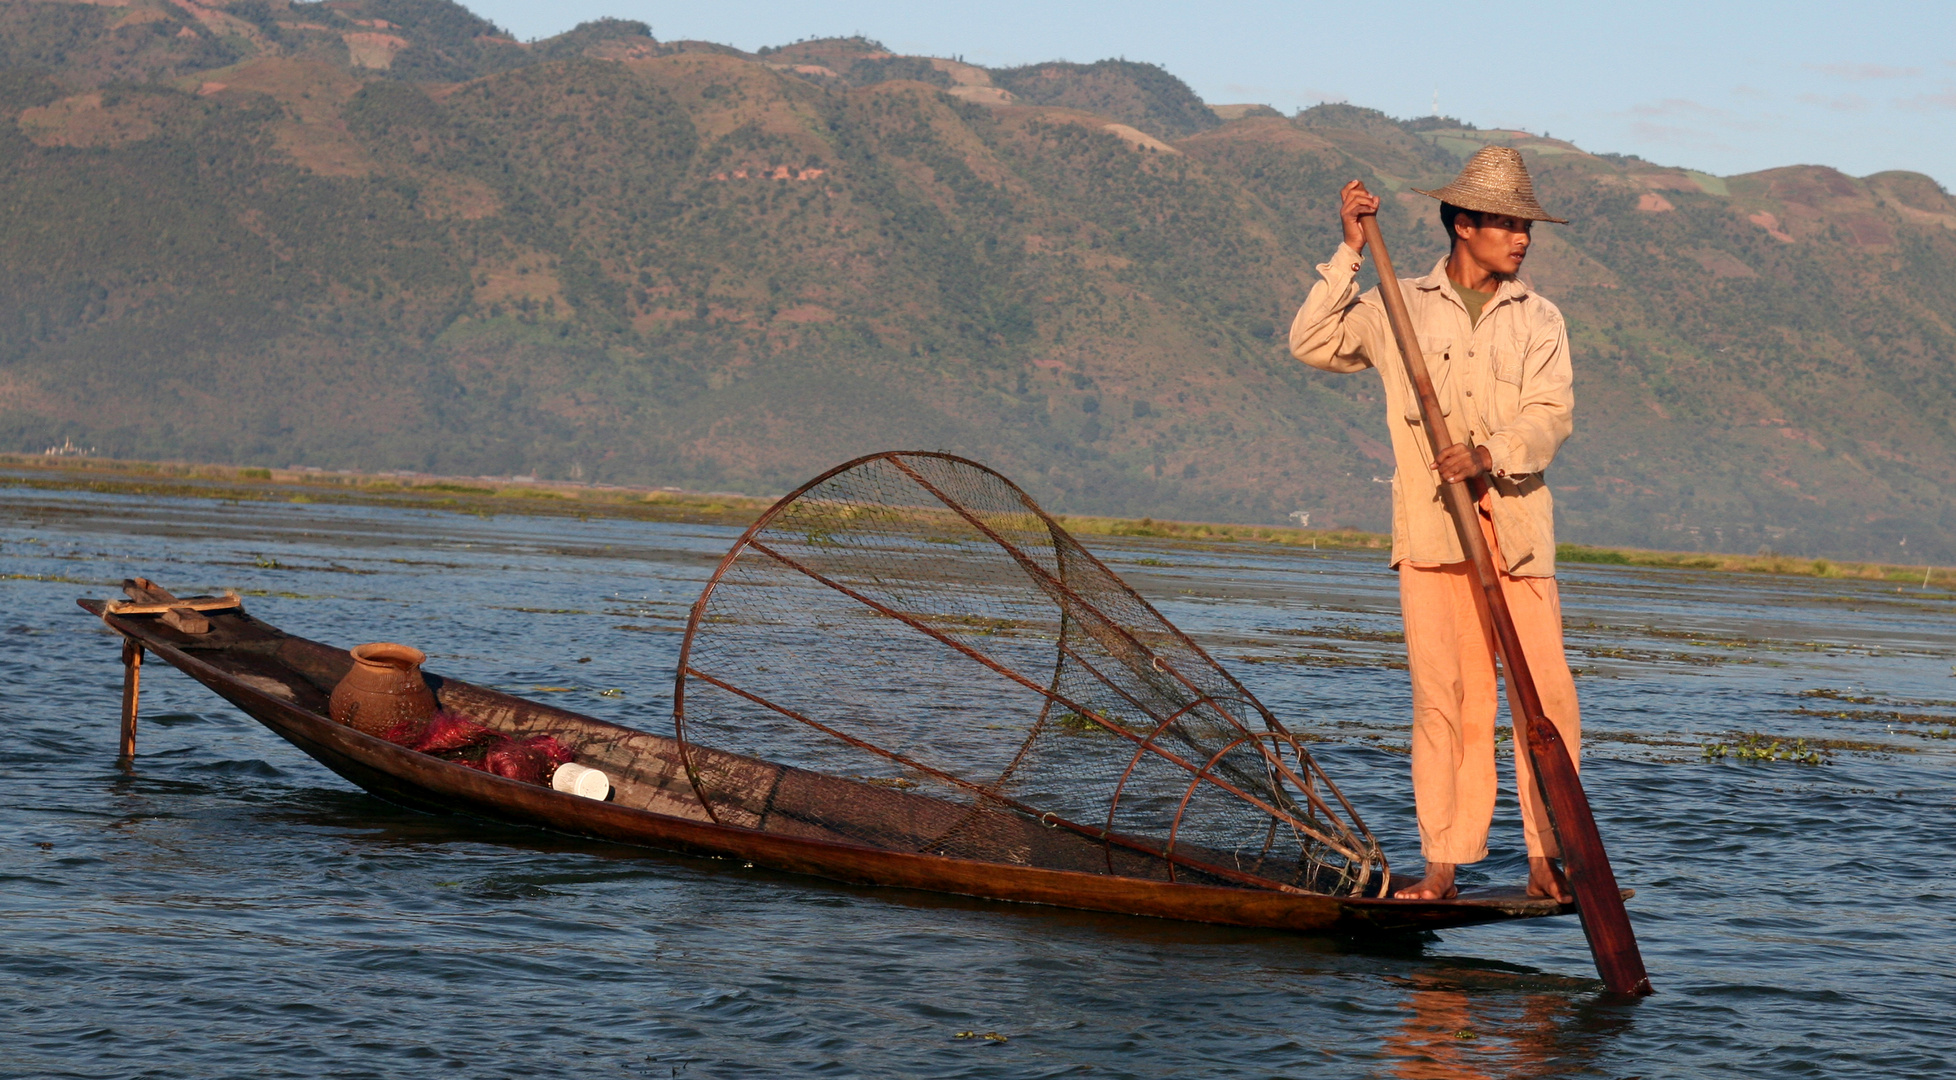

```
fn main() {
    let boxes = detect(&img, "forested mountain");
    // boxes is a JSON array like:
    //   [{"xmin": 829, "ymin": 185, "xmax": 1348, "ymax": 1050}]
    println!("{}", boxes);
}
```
[{"xmin": 3, "ymin": 0, "xmax": 1954, "ymax": 560}]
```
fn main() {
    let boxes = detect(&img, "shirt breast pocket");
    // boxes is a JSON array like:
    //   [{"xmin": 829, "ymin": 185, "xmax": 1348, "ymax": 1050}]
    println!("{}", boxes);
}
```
[
  {"xmin": 1405, "ymin": 336, "xmax": 1452, "ymax": 421},
  {"xmin": 1495, "ymin": 326, "xmax": 1528, "ymax": 387}
]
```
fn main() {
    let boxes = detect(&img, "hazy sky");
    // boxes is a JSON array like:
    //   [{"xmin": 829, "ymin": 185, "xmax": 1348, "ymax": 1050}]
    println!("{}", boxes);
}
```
[{"xmin": 463, "ymin": 0, "xmax": 1956, "ymax": 187}]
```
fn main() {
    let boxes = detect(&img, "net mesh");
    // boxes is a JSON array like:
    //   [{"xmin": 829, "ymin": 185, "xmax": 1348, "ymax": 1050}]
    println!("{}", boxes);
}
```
[{"xmin": 673, "ymin": 452, "xmax": 1387, "ymax": 896}]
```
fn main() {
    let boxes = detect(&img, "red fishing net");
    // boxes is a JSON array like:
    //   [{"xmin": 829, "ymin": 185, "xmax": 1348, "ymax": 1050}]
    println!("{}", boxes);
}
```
[{"xmin": 382, "ymin": 709, "xmax": 573, "ymax": 785}]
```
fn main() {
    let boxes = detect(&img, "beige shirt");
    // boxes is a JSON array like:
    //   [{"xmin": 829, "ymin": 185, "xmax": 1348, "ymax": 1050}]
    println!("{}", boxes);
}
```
[{"xmin": 1289, "ymin": 243, "xmax": 1573, "ymax": 576}]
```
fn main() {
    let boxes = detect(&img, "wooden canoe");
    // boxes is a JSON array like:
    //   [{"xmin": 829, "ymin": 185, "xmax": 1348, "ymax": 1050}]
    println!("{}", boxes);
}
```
[{"xmin": 81, "ymin": 596, "xmax": 1600, "ymax": 935}]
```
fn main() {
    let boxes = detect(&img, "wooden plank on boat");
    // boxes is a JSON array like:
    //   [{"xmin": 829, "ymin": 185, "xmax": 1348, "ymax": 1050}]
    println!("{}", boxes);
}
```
[
  {"xmin": 107, "ymin": 592, "xmax": 242, "ymax": 616},
  {"xmin": 161, "ymin": 606, "xmax": 212, "ymax": 634},
  {"xmin": 122, "ymin": 577, "xmax": 177, "ymax": 604}
]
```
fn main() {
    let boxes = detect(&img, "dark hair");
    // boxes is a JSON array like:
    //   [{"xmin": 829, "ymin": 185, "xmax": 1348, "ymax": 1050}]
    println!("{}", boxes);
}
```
[{"xmin": 1439, "ymin": 202, "xmax": 1482, "ymax": 242}]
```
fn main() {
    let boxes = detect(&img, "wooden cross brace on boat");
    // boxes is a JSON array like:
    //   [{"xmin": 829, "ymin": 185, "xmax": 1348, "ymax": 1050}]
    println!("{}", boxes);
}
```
[{"xmin": 108, "ymin": 577, "xmax": 244, "ymax": 762}]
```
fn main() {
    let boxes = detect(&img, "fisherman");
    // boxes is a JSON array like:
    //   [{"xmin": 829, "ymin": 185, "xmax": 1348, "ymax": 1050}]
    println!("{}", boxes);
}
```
[{"xmin": 1288, "ymin": 146, "xmax": 1578, "ymax": 903}]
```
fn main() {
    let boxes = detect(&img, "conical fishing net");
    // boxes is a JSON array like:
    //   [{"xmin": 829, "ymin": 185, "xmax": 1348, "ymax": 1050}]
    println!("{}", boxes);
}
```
[{"xmin": 674, "ymin": 452, "xmax": 1388, "ymax": 896}]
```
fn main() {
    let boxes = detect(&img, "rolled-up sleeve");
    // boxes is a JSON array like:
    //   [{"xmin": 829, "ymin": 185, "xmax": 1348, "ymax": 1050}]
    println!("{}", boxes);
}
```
[
  {"xmin": 1289, "ymin": 243, "xmax": 1377, "ymax": 374},
  {"xmin": 1485, "ymin": 308, "xmax": 1573, "ymax": 477}
]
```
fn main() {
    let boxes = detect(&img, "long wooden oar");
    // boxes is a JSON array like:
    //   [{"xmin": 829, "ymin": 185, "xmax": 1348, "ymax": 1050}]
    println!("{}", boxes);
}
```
[{"xmin": 1356, "ymin": 194, "xmax": 1652, "ymax": 996}]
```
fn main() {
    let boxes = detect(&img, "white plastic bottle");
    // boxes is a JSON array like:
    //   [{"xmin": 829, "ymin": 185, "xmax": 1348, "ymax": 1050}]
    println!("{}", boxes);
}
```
[{"xmin": 550, "ymin": 762, "xmax": 612, "ymax": 801}]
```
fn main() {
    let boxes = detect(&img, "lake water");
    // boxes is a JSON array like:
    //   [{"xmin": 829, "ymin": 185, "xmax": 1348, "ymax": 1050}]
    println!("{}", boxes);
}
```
[{"xmin": 3, "ymin": 483, "xmax": 1953, "ymax": 1079}]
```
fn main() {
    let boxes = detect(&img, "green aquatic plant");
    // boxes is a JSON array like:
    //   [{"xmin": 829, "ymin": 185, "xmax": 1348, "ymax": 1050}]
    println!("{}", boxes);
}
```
[
  {"xmin": 1800, "ymin": 688, "xmax": 1881, "ymax": 704},
  {"xmin": 1702, "ymin": 733, "xmax": 1828, "ymax": 765},
  {"xmin": 1053, "ymin": 710, "xmax": 1118, "ymax": 736},
  {"xmin": 1, "ymin": 572, "xmax": 95, "ymax": 585}
]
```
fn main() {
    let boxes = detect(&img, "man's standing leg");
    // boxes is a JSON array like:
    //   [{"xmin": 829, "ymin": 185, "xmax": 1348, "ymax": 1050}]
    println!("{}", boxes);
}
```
[
  {"xmin": 1472, "ymin": 507, "xmax": 1583, "ymax": 901},
  {"xmin": 1396, "ymin": 561, "xmax": 1501, "ymax": 899},
  {"xmin": 1500, "ymin": 570, "xmax": 1582, "ymax": 900}
]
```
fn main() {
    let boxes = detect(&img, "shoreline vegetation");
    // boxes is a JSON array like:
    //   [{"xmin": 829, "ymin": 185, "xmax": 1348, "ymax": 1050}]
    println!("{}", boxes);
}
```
[{"xmin": 4, "ymin": 454, "xmax": 1947, "ymax": 588}]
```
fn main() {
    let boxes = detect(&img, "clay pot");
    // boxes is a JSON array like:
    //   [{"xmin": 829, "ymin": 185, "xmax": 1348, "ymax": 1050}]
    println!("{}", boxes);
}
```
[{"xmin": 330, "ymin": 643, "xmax": 437, "ymax": 736}]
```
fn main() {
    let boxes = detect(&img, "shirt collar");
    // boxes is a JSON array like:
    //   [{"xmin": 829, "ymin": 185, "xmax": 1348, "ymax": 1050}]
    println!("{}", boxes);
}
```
[{"xmin": 1413, "ymin": 257, "xmax": 1533, "ymax": 305}]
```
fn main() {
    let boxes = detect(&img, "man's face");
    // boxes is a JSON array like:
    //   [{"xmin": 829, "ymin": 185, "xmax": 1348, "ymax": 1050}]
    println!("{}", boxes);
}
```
[{"xmin": 1456, "ymin": 213, "xmax": 1533, "ymax": 277}]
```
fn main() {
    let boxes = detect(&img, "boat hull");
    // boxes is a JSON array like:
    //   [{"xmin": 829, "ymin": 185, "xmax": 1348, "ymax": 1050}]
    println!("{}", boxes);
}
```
[{"xmin": 82, "ymin": 599, "xmax": 1588, "ymax": 935}]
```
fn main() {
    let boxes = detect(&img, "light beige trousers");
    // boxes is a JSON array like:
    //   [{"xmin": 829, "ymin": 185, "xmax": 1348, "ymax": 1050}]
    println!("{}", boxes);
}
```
[{"xmin": 1397, "ymin": 507, "xmax": 1581, "ymax": 864}]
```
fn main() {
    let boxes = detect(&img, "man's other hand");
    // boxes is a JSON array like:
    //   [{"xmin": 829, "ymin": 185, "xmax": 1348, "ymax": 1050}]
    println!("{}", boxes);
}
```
[
  {"xmin": 1340, "ymin": 180, "xmax": 1381, "ymax": 253},
  {"xmin": 1433, "ymin": 443, "xmax": 1492, "ymax": 484}
]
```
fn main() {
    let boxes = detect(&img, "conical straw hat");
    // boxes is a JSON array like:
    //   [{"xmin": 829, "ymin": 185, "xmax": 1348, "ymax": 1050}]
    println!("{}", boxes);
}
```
[{"xmin": 1414, "ymin": 145, "xmax": 1567, "ymax": 224}]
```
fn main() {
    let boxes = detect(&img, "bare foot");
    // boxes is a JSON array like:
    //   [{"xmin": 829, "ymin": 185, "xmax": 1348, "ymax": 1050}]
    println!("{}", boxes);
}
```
[
  {"xmin": 1527, "ymin": 856, "xmax": 1574, "ymax": 903},
  {"xmin": 1393, "ymin": 862, "xmax": 1458, "ymax": 900}
]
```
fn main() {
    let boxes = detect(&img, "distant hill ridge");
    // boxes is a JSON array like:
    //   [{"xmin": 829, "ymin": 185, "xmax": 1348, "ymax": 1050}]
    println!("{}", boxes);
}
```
[{"xmin": 1, "ymin": 0, "xmax": 1954, "ymax": 561}]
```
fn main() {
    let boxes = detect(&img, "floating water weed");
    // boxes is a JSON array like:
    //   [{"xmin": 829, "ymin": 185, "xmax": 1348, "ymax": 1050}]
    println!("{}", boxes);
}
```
[
  {"xmin": 1, "ymin": 572, "xmax": 97, "ymax": 585},
  {"xmin": 1800, "ymin": 687, "xmax": 1956, "ymax": 710},
  {"xmin": 1801, "ymin": 688, "xmax": 1880, "ymax": 704},
  {"xmin": 857, "ymin": 776, "xmax": 919, "ymax": 790},
  {"xmin": 1054, "ymin": 710, "xmax": 1117, "ymax": 735},
  {"xmin": 1702, "ymin": 733, "xmax": 1828, "ymax": 765}
]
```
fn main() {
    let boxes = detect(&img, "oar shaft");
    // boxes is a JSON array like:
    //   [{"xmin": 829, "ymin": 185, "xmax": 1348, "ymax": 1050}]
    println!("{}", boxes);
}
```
[{"xmin": 1357, "ymin": 203, "xmax": 1651, "ymax": 995}]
